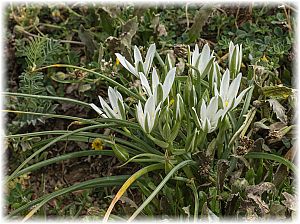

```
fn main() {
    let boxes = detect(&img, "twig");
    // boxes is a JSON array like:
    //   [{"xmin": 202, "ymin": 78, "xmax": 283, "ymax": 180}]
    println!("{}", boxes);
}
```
[
  {"xmin": 17, "ymin": 27, "xmax": 85, "ymax": 45},
  {"xmin": 185, "ymin": 3, "xmax": 190, "ymax": 31}
]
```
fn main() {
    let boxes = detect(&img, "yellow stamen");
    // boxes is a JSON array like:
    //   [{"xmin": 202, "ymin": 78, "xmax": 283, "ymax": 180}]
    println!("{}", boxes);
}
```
[
  {"xmin": 169, "ymin": 98, "xmax": 174, "ymax": 106},
  {"xmin": 261, "ymin": 55, "xmax": 268, "ymax": 62},
  {"xmin": 225, "ymin": 101, "xmax": 229, "ymax": 107},
  {"xmin": 116, "ymin": 58, "xmax": 120, "ymax": 66},
  {"xmin": 92, "ymin": 138, "xmax": 103, "ymax": 150}
]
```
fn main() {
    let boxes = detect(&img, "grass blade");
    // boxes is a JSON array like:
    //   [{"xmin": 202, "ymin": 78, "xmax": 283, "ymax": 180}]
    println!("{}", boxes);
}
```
[
  {"xmin": 3, "ymin": 110, "xmax": 99, "ymax": 124},
  {"xmin": 33, "ymin": 64, "xmax": 143, "ymax": 101},
  {"xmin": 7, "ymin": 124, "xmax": 113, "ymax": 183},
  {"xmin": 9, "ymin": 175, "xmax": 130, "ymax": 219},
  {"xmin": 128, "ymin": 160, "xmax": 195, "ymax": 221},
  {"xmin": 245, "ymin": 152, "xmax": 296, "ymax": 173},
  {"xmin": 103, "ymin": 163, "xmax": 164, "ymax": 222},
  {"xmin": 2, "ymin": 92, "xmax": 90, "ymax": 107},
  {"xmin": 14, "ymin": 150, "xmax": 113, "ymax": 177}
]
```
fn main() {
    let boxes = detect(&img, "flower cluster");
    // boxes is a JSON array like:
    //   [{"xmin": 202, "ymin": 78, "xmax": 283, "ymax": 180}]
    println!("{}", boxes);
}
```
[
  {"xmin": 90, "ymin": 42, "xmax": 249, "ymax": 135},
  {"xmin": 90, "ymin": 86, "xmax": 125, "ymax": 120},
  {"xmin": 115, "ymin": 44, "xmax": 156, "ymax": 77}
]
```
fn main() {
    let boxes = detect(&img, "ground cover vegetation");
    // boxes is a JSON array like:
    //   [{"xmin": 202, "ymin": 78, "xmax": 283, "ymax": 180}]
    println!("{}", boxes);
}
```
[{"xmin": 3, "ymin": 3, "xmax": 296, "ymax": 221}]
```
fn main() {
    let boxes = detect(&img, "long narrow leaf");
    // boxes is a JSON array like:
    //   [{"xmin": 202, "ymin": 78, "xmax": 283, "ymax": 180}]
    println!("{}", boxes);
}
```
[
  {"xmin": 128, "ymin": 160, "xmax": 195, "ymax": 221},
  {"xmin": 245, "ymin": 152, "xmax": 296, "ymax": 173},
  {"xmin": 11, "ymin": 175, "xmax": 130, "ymax": 219},
  {"xmin": 3, "ymin": 110, "xmax": 99, "ymax": 124},
  {"xmin": 15, "ymin": 150, "xmax": 113, "ymax": 177},
  {"xmin": 33, "ymin": 64, "xmax": 143, "ymax": 101},
  {"xmin": 103, "ymin": 163, "xmax": 164, "ymax": 222},
  {"xmin": 2, "ymin": 92, "xmax": 90, "ymax": 107},
  {"xmin": 7, "ymin": 124, "xmax": 113, "ymax": 183}
]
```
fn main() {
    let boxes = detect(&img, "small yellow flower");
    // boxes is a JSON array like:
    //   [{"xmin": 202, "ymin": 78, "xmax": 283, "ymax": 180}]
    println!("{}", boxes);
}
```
[
  {"xmin": 116, "ymin": 58, "xmax": 120, "ymax": 66},
  {"xmin": 92, "ymin": 138, "xmax": 103, "ymax": 150},
  {"xmin": 261, "ymin": 55, "xmax": 269, "ymax": 62}
]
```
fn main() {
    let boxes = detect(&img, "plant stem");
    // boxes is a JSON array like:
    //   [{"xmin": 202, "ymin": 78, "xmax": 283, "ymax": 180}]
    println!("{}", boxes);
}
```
[
  {"xmin": 33, "ymin": 64, "xmax": 144, "ymax": 101},
  {"xmin": 103, "ymin": 163, "xmax": 164, "ymax": 222}
]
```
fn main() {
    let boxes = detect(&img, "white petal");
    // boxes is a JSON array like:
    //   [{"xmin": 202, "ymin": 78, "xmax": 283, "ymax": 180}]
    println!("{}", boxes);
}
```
[
  {"xmin": 114, "ymin": 88, "xmax": 123, "ymax": 102},
  {"xmin": 207, "ymin": 96, "xmax": 218, "ymax": 119},
  {"xmin": 144, "ymin": 43, "xmax": 156, "ymax": 75},
  {"xmin": 90, "ymin": 103, "xmax": 107, "ymax": 118},
  {"xmin": 154, "ymin": 102, "xmax": 161, "ymax": 120},
  {"xmin": 151, "ymin": 67, "xmax": 160, "ymax": 92},
  {"xmin": 145, "ymin": 112, "xmax": 152, "ymax": 132},
  {"xmin": 192, "ymin": 107, "xmax": 201, "ymax": 129},
  {"xmin": 229, "ymin": 41, "xmax": 234, "ymax": 61},
  {"xmin": 115, "ymin": 53, "xmax": 137, "ymax": 77},
  {"xmin": 192, "ymin": 44, "xmax": 199, "ymax": 66},
  {"xmin": 139, "ymin": 72, "xmax": 152, "ymax": 96},
  {"xmin": 134, "ymin": 46, "xmax": 143, "ymax": 64},
  {"xmin": 108, "ymin": 87, "xmax": 119, "ymax": 114},
  {"xmin": 220, "ymin": 69, "xmax": 230, "ymax": 98},
  {"xmin": 228, "ymin": 73, "xmax": 242, "ymax": 100},
  {"xmin": 238, "ymin": 44, "xmax": 242, "ymax": 71},
  {"xmin": 136, "ymin": 101, "xmax": 145, "ymax": 130},
  {"xmin": 199, "ymin": 44, "xmax": 211, "ymax": 73},
  {"xmin": 200, "ymin": 99, "xmax": 207, "ymax": 120},
  {"xmin": 115, "ymin": 53, "xmax": 129, "ymax": 71},
  {"xmin": 144, "ymin": 95, "xmax": 155, "ymax": 116},
  {"xmin": 214, "ymin": 83, "xmax": 219, "ymax": 96},
  {"xmin": 234, "ymin": 87, "xmax": 251, "ymax": 108},
  {"xmin": 162, "ymin": 67, "xmax": 176, "ymax": 101},
  {"xmin": 99, "ymin": 96, "xmax": 118, "ymax": 119},
  {"xmin": 206, "ymin": 119, "xmax": 213, "ymax": 133},
  {"xmin": 126, "ymin": 61, "xmax": 139, "ymax": 77}
]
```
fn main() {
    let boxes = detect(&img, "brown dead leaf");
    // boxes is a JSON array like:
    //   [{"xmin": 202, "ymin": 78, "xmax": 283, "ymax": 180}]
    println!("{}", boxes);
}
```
[
  {"xmin": 157, "ymin": 24, "xmax": 167, "ymax": 37},
  {"xmin": 246, "ymin": 182, "xmax": 275, "ymax": 196},
  {"xmin": 216, "ymin": 159, "xmax": 229, "ymax": 192},
  {"xmin": 246, "ymin": 206, "xmax": 259, "ymax": 221},
  {"xmin": 248, "ymin": 193, "xmax": 270, "ymax": 214},
  {"xmin": 273, "ymin": 146, "xmax": 296, "ymax": 187},
  {"xmin": 282, "ymin": 192, "xmax": 296, "ymax": 211},
  {"xmin": 225, "ymin": 193, "xmax": 240, "ymax": 216},
  {"xmin": 269, "ymin": 201, "xmax": 287, "ymax": 219}
]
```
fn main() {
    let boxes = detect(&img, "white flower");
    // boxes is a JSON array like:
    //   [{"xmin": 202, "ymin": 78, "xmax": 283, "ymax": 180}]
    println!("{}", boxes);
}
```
[
  {"xmin": 115, "ymin": 44, "xmax": 156, "ymax": 77},
  {"xmin": 214, "ymin": 69, "xmax": 250, "ymax": 117},
  {"xmin": 136, "ymin": 95, "xmax": 161, "ymax": 133},
  {"xmin": 139, "ymin": 67, "xmax": 176, "ymax": 104},
  {"xmin": 190, "ymin": 43, "xmax": 214, "ymax": 76},
  {"xmin": 229, "ymin": 41, "xmax": 242, "ymax": 78},
  {"xmin": 175, "ymin": 93, "xmax": 184, "ymax": 120},
  {"xmin": 191, "ymin": 96, "xmax": 222, "ymax": 133},
  {"xmin": 90, "ymin": 87, "xmax": 125, "ymax": 120}
]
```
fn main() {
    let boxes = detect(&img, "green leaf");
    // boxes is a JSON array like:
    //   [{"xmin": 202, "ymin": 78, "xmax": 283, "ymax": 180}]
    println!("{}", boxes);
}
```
[
  {"xmin": 187, "ymin": 6, "xmax": 214, "ymax": 43},
  {"xmin": 14, "ymin": 150, "xmax": 113, "ymax": 177},
  {"xmin": 12, "ymin": 175, "xmax": 130, "ymax": 219},
  {"xmin": 245, "ymin": 152, "xmax": 296, "ymax": 173},
  {"xmin": 267, "ymin": 99, "xmax": 287, "ymax": 124},
  {"xmin": 128, "ymin": 160, "xmax": 196, "ymax": 221},
  {"xmin": 78, "ymin": 84, "xmax": 92, "ymax": 93},
  {"xmin": 113, "ymin": 144, "xmax": 130, "ymax": 162},
  {"xmin": 262, "ymin": 85, "xmax": 293, "ymax": 99}
]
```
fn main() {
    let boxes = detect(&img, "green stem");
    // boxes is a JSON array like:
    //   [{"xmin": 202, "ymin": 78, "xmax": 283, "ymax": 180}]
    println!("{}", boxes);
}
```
[
  {"xmin": 6, "ymin": 124, "xmax": 111, "ymax": 183},
  {"xmin": 3, "ymin": 110, "xmax": 98, "ymax": 124},
  {"xmin": 128, "ymin": 160, "xmax": 196, "ymax": 221},
  {"xmin": 103, "ymin": 163, "xmax": 164, "ymax": 221},
  {"xmin": 11, "ymin": 175, "xmax": 130, "ymax": 219},
  {"xmin": 245, "ymin": 152, "xmax": 296, "ymax": 173},
  {"xmin": 2, "ymin": 92, "xmax": 90, "ymax": 107},
  {"xmin": 33, "ymin": 64, "xmax": 143, "ymax": 101},
  {"xmin": 14, "ymin": 150, "xmax": 113, "ymax": 177}
]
